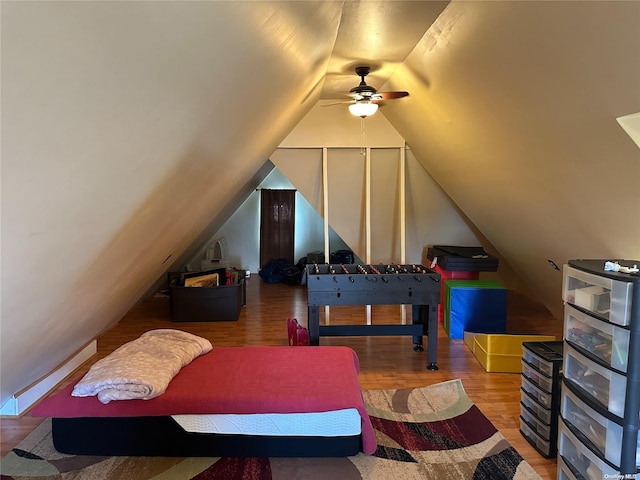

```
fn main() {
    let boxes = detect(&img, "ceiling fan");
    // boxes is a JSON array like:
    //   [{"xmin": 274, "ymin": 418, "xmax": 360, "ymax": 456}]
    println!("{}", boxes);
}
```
[{"xmin": 327, "ymin": 66, "xmax": 409, "ymax": 117}]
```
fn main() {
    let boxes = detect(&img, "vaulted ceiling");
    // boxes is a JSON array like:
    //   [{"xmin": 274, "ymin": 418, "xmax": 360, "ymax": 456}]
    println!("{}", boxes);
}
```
[{"xmin": 1, "ymin": 1, "xmax": 639, "ymax": 408}]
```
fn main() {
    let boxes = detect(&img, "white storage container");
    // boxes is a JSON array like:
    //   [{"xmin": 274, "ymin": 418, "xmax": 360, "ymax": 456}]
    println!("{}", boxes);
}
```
[
  {"xmin": 561, "ymin": 382, "xmax": 639, "ymax": 468},
  {"xmin": 563, "ymin": 344, "xmax": 627, "ymax": 417},
  {"xmin": 521, "ymin": 376, "xmax": 553, "ymax": 408},
  {"xmin": 564, "ymin": 304, "xmax": 630, "ymax": 372},
  {"xmin": 520, "ymin": 389, "xmax": 553, "ymax": 424},
  {"xmin": 563, "ymin": 265, "xmax": 633, "ymax": 326},
  {"xmin": 558, "ymin": 420, "xmax": 619, "ymax": 480},
  {"xmin": 521, "ymin": 359, "xmax": 554, "ymax": 393}
]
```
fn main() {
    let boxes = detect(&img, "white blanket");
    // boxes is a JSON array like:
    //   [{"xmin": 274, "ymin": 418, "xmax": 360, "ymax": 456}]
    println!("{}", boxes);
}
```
[{"xmin": 71, "ymin": 329, "xmax": 212, "ymax": 404}]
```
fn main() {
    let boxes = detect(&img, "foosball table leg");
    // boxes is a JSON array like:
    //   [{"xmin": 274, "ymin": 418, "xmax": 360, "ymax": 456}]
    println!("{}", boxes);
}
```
[
  {"xmin": 307, "ymin": 306, "xmax": 320, "ymax": 346},
  {"xmin": 421, "ymin": 304, "xmax": 439, "ymax": 370},
  {"xmin": 412, "ymin": 329, "xmax": 424, "ymax": 352}
]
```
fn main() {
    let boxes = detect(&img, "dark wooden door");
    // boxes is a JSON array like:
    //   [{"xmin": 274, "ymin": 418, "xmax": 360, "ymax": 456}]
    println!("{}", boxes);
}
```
[{"xmin": 260, "ymin": 189, "xmax": 295, "ymax": 268}]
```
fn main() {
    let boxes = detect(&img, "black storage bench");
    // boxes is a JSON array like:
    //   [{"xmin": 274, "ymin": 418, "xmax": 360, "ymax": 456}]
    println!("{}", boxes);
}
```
[{"xmin": 170, "ymin": 269, "xmax": 245, "ymax": 322}]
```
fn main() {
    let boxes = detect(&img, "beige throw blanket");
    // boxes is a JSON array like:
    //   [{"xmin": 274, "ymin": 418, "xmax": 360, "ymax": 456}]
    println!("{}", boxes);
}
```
[{"xmin": 71, "ymin": 329, "xmax": 212, "ymax": 404}]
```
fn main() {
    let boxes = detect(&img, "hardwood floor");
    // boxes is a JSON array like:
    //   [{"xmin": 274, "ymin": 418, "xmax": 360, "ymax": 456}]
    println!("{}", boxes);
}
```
[{"xmin": 0, "ymin": 277, "xmax": 562, "ymax": 479}]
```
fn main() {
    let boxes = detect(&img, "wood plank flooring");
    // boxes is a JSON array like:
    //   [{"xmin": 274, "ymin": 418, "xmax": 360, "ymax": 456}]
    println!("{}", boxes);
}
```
[{"xmin": 0, "ymin": 277, "xmax": 562, "ymax": 479}]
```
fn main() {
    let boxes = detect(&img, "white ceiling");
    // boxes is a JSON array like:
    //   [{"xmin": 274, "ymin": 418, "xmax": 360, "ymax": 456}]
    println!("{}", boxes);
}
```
[{"xmin": 320, "ymin": 1, "xmax": 448, "ymax": 100}]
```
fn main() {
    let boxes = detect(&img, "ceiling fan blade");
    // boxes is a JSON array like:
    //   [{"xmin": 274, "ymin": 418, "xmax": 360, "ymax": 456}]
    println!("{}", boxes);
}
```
[
  {"xmin": 377, "ymin": 91, "xmax": 409, "ymax": 100},
  {"xmin": 323, "ymin": 66, "xmax": 409, "ymax": 110},
  {"xmin": 324, "ymin": 92, "xmax": 358, "ymax": 100},
  {"xmin": 321, "ymin": 100, "xmax": 354, "ymax": 107}
]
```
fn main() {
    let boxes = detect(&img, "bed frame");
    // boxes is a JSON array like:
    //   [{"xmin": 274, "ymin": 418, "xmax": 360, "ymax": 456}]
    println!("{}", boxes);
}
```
[{"xmin": 32, "ymin": 346, "xmax": 374, "ymax": 457}]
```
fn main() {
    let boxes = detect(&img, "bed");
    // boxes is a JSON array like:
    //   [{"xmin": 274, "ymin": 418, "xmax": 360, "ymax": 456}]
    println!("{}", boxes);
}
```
[{"xmin": 31, "ymin": 342, "xmax": 376, "ymax": 458}]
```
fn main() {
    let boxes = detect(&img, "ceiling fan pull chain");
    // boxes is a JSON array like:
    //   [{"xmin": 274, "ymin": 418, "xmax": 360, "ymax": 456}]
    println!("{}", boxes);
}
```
[{"xmin": 360, "ymin": 117, "xmax": 366, "ymax": 156}]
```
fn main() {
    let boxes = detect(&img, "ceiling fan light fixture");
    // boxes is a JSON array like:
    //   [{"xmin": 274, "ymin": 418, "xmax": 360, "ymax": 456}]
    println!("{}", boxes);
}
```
[{"xmin": 349, "ymin": 101, "xmax": 378, "ymax": 118}]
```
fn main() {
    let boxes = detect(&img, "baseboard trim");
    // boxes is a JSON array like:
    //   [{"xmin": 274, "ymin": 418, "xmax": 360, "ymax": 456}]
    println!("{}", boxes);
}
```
[{"xmin": 0, "ymin": 340, "xmax": 97, "ymax": 416}]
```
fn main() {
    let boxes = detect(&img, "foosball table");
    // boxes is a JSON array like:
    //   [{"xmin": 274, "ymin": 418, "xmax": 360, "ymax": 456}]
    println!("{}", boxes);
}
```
[{"xmin": 306, "ymin": 263, "xmax": 441, "ymax": 370}]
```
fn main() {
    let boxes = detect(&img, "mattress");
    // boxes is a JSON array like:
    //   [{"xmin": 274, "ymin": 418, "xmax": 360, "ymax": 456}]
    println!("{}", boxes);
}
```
[
  {"xmin": 32, "ymin": 345, "xmax": 375, "ymax": 457},
  {"xmin": 172, "ymin": 408, "xmax": 361, "ymax": 436},
  {"xmin": 50, "ymin": 416, "xmax": 362, "ymax": 457}
]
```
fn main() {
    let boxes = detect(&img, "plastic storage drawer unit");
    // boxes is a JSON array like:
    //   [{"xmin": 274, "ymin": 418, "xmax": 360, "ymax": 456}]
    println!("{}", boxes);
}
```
[
  {"xmin": 519, "ymin": 341, "xmax": 563, "ymax": 459},
  {"xmin": 521, "ymin": 360, "xmax": 555, "ymax": 393},
  {"xmin": 519, "ymin": 417, "xmax": 553, "ymax": 457},
  {"xmin": 521, "ymin": 376, "xmax": 554, "ymax": 409},
  {"xmin": 561, "ymin": 380, "xmax": 640, "ymax": 468},
  {"xmin": 521, "ymin": 341, "xmax": 563, "ymax": 377},
  {"xmin": 563, "ymin": 264, "xmax": 633, "ymax": 326},
  {"xmin": 557, "ymin": 456, "xmax": 579, "ymax": 480},
  {"xmin": 558, "ymin": 419, "xmax": 620, "ymax": 480},
  {"xmin": 563, "ymin": 344, "xmax": 627, "ymax": 418},
  {"xmin": 520, "ymin": 407, "xmax": 552, "ymax": 439},
  {"xmin": 520, "ymin": 389, "xmax": 553, "ymax": 424},
  {"xmin": 564, "ymin": 303, "xmax": 630, "ymax": 373},
  {"xmin": 561, "ymin": 259, "xmax": 640, "ymax": 478}
]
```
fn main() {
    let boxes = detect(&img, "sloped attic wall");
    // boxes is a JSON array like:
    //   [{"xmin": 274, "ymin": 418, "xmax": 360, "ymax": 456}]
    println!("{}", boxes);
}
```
[
  {"xmin": 276, "ymin": 104, "xmax": 503, "ymax": 270},
  {"xmin": 380, "ymin": 0, "xmax": 640, "ymax": 319},
  {"xmin": 190, "ymin": 164, "xmax": 354, "ymax": 274},
  {"xmin": 0, "ymin": 2, "xmax": 343, "ymax": 407},
  {"xmin": 192, "ymin": 105, "xmax": 524, "ymax": 287}
]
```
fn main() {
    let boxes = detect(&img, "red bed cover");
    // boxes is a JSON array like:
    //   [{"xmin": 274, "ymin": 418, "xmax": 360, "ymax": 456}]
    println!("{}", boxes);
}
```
[{"xmin": 31, "ymin": 346, "xmax": 376, "ymax": 454}]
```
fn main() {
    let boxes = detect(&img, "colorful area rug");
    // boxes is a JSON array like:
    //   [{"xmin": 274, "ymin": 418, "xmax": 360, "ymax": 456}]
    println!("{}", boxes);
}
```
[{"xmin": 1, "ymin": 379, "xmax": 541, "ymax": 479}]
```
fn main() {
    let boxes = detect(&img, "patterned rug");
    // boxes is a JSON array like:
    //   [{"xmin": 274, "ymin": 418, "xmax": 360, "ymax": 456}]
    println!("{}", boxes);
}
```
[{"xmin": 0, "ymin": 379, "xmax": 541, "ymax": 479}]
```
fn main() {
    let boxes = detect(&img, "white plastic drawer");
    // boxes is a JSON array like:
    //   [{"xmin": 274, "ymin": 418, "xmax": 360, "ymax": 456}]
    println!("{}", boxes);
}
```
[
  {"xmin": 558, "ymin": 419, "xmax": 619, "ymax": 480},
  {"xmin": 519, "ymin": 417, "xmax": 552, "ymax": 456},
  {"xmin": 520, "ymin": 406, "xmax": 552, "ymax": 440},
  {"xmin": 563, "ymin": 344, "xmax": 626, "ymax": 417},
  {"xmin": 563, "ymin": 265, "xmax": 633, "ymax": 326},
  {"xmin": 557, "ymin": 456, "xmax": 578, "ymax": 480},
  {"xmin": 521, "ymin": 376, "xmax": 554, "ymax": 409},
  {"xmin": 561, "ymin": 384, "xmax": 639, "ymax": 468},
  {"xmin": 521, "ymin": 359, "xmax": 554, "ymax": 393},
  {"xmin": 522, "ymin": 346, "xmax": 557, "ymax": 377},
  {"xmin": 521, "ymin": 389, "xmax": 553, "ymax": 424},
  {"xmin": 564, "ymin": 304, "xmax": 630, "ymax": 372},
  {"xmin": 558, "ymin": 457, "xmax": 578, "ymax": 480}
]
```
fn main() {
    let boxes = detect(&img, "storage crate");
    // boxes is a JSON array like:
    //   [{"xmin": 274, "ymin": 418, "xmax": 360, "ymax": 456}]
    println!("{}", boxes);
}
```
[
  {"xmin": 170, "ymin": 281, "xmax": 244, "ymax": 322},
  {"xmin": 463, "ymin": 332, "xmax": 555, "ymax": 372}
]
